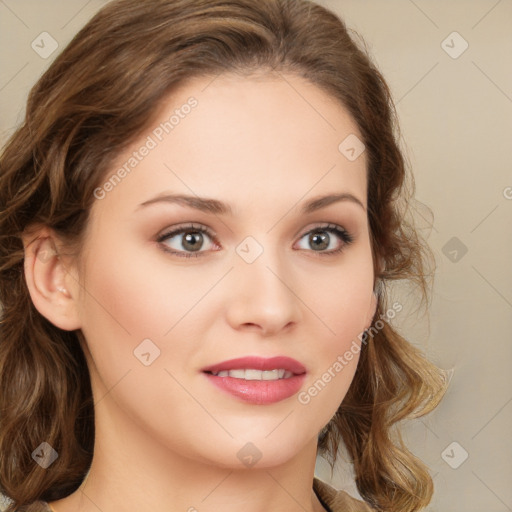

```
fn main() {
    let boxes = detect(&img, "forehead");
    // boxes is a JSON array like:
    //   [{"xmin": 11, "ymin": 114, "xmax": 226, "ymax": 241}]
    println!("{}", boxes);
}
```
[{"xmin": 90, "ymin": 72, "xmax": 367, "ymax": 222}]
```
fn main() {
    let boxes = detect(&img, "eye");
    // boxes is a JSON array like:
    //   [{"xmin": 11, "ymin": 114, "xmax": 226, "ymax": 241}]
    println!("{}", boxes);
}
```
[
  {"xmin": 157, "ymin": 223, "xmax": 218, "ymax": 258},
  {"xmin": 156, "ymin": 222, "xmax": 354, "ymax": 259},
  {"xmin": 295, "ymin": 223, "xmax": 354, "ymax": 256}
]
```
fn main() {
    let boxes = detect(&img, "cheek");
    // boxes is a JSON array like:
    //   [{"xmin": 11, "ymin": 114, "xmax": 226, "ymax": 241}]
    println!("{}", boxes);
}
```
[
  {"xmin": 76, "ymin": 238, "xmax": 202, "ymax": 384},
  {"xmin": 312, "ymin": 248, "xmax": 374, "ymax": 346},
  {"xmin": 295, "ymin": 247, "xmax": 373, "ymax": 419},
  {"xmin": 80, "ymin": 234, "xmax": 203, "ymax": 336}
]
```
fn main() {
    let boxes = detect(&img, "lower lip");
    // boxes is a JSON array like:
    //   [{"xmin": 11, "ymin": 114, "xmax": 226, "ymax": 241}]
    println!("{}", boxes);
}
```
[{"xmin": 204, "ymin": 373, "xmax": 306, "ymax": 405}]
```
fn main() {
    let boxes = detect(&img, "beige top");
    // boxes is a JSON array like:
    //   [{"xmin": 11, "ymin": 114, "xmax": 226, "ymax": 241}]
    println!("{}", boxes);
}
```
[
  {"xmin": 313, "ymin": 477, "xmax": 375, "ymax": 511},
  {"xmin": 12, "ymin": 477, "xmax": 374, "ymax": 511}
]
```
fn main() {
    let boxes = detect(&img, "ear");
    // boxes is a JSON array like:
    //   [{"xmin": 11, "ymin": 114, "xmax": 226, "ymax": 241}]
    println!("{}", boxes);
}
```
[{"xmin": 21, "ymin": 226, "xmax": 82, "ymax": 331}]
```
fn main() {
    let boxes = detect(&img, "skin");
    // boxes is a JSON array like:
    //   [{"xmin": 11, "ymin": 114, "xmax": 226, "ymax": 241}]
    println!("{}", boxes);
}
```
[{"xmin": 23, "ymin": 71, "xmax": 376, "ymax": 512}]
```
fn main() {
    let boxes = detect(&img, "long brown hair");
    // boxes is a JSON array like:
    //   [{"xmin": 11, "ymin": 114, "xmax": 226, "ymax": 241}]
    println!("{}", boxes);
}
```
[{"xmin": 0, "ymin": 1, "xmax": 448, "ymax": 510}]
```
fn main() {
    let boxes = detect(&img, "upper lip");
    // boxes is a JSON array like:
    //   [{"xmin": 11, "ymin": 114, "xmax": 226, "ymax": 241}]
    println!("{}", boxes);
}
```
[{"xmin": 202, "ymin": 356, "xmax": 306, "ymax": 375}]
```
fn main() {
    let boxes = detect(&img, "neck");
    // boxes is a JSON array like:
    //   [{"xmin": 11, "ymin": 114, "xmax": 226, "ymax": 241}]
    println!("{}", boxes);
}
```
[{"xmin": 50, "ymin": 393, "xmax": 326, "ymax": 512}]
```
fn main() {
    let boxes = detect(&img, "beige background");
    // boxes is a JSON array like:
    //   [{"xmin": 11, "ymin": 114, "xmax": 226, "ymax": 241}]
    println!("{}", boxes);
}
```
[{"xmin": 1, "ymin": 1, "xmax": 511, "ymax": 511}]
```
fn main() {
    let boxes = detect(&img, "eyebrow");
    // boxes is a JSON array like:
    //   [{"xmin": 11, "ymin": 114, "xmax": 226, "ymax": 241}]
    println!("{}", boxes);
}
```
[{"xmin": 136, "ymin": 192, "xmax": 366, "ymax": 215}]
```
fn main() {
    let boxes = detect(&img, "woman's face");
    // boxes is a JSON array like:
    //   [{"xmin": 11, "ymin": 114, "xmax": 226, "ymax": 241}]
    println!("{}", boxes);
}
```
[{"xmin": 71, "ymin": 72, "xmax": 375, "ymax": 467}]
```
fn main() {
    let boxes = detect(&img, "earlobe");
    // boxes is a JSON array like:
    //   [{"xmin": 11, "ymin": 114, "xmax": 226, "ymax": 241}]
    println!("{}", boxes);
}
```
[{"xmin": 22, "ymin": 228, "xmax": 81, "ymax": 331}]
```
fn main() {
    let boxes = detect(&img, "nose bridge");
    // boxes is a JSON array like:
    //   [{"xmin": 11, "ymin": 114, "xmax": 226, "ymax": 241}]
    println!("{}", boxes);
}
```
[{"xmin": 227, "ymin": 234, "xmax": 301, "ymax": 333}]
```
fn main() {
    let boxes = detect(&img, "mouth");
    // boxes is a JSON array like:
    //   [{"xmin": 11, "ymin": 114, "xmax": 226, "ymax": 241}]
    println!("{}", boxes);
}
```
[
  {"xmin": 205, "ymin": 368, "xmax": 295, "ymax": 380},
  {"xmin": 202, "ymin": 356, "xmax": 306, "ymax": 405}
]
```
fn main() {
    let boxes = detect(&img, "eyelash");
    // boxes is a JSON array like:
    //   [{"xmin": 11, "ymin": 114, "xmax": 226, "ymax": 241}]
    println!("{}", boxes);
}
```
[{"xmin": 156, "ymin": 222, "xmax": 354, "ymax": 259}]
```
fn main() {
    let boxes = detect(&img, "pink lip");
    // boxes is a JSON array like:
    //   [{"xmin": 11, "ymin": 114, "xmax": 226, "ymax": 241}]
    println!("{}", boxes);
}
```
[{"xmin": 202, "ymin": 356, "xmax": 307, "ymax": 405}]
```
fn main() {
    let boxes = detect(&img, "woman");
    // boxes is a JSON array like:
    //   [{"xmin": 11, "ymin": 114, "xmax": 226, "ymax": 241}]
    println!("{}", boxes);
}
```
[{"xmin": 0, "ymin": 1, "xmax": 448, "ymax": 511}]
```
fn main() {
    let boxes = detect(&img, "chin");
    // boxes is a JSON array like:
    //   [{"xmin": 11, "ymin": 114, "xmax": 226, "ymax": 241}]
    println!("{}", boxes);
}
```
[{"xmin": 188, "ymin": 430, "xmax": 316, "ymax": 470}]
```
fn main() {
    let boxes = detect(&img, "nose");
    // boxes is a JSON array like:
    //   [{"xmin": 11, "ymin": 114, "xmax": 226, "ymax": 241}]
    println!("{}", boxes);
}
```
[{"xmin": 224, "ymin": 247, "xmax": 303, "ymax": 337}]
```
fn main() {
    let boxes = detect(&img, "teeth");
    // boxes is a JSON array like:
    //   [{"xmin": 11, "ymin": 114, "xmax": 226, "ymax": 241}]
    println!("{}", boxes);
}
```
[
  {"xmin": 262, "ymin": 370, "xmax": 279, "ymax": 380},
  {"xmin": 244, "ymin": 369, "xmax": 262, "ymax": 380},
  {"xmin": 211, "ymin": 369, "xmax": 294, "ymax": 380},
  {"xmin": 229, "ymin": 369, "xmax": 246, "ymax": 379}
]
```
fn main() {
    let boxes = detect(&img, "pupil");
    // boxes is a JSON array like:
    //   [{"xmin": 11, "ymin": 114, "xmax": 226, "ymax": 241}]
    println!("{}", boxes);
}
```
[
  {"xmin": 311, "ymin": 231, "xmax": 328, "ymax": 250},
  {"xmin": 184, "ymin": 231, "xmax": 203, "ymax": 251}
]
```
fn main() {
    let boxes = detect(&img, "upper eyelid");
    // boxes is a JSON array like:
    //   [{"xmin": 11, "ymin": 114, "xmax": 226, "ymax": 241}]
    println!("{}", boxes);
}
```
[{"xmin": 157, "ymin": 223, "xmax": 216, "ymax": 240}]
